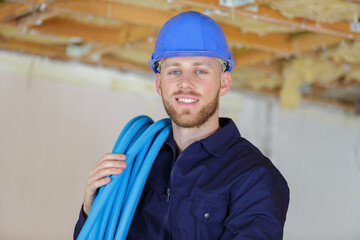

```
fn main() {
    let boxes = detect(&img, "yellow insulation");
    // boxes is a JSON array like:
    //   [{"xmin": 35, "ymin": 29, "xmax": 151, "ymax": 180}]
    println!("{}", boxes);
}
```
[
  {"xmin": 280, "ymin": 57, "xmax": 359, "ymax": 107},
  {"xmin": 268, "ymin": 0, "xmax": 360, "ymax": 23},
  {"xmin": 111, "ymin": 47, "xmax": 152, "ymax": 66},
  {"xmin": 60, "ymin": 13, "xmax": 126, "ymax": 27},
  {"xmin": 111, "ymin": 0, "xmax": 183, "ymax": 10},
  {"xmin": 215, "ymin": 15, "xmax": 296, "ymax": 36},
  {"xmin": 231, "ymin": 68, "xmax": 283, "ymax": 90},
  {"xmin": 320, "ymin": 41, "xmax": 360, "ymax": 64}
]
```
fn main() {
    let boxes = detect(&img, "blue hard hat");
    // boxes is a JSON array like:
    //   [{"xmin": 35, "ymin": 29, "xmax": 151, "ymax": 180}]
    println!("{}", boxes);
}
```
[{"xmin": 149, "ymin": 11, "xmax": 235, "ymax": 73}]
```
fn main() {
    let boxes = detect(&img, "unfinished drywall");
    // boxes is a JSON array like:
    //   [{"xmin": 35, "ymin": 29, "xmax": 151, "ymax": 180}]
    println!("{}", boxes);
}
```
[{"xmin": 0, "ymin": 51, "xmax": 359, "ymax": 240}]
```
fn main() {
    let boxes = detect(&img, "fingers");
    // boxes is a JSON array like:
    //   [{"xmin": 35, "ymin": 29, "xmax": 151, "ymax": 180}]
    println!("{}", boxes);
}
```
[
  {"xmin": 83, "ymin": 153, "xmax": 127, "ymax": 216},
  {"xmin": 89, "ymin": 153, "xmax": 127, "ymax": 187},
  {"xmin": 88, "ymin": 165, "xmax": 125, "ymax": 184},
  {"xmin": 93, "ymin": 153, "xmax": 127, "ymax": 169}
]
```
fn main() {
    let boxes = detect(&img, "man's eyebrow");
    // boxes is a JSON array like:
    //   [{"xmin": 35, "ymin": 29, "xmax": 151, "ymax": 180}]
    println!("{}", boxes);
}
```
[
  {"xmin": 193, "ymin": 62, "xmax": 211, "ymax": 67},
  {"xmin": 163, "ymin": 63, "xmax": 181, "ymax": 68},
  {"xmin": 163, "ymin": 62, "xmax": 211, "ymax": 68}
]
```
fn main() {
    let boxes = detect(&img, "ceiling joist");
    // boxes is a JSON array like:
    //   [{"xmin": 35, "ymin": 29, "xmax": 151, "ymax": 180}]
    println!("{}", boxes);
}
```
[
  {"xmin": 233, "ymin": 50, "xmax": 281, "ymax": 66},
  {"xmin": 174, "ymin": 0, "xmax": 360, "ymax": 39},
  {"xmin": 0, "ymin": 2, "xmax": 34, "ymax": 22},
  {"xmin": 28, "ymin": 17, "xmax": 156, "ymax": 45},
  {"xmin": 47, "ymin": 0, "xmax": 179, "ymax": 28},
  {"xmin": 0, "ymin": 35, "xmax": 66, "ymax": 57},
  {"xmin": 0, "ymin": 0, "xmax": 359, "ymax": 111},
  {"xmin": 2, "ymin": 0, "xmax": 348, "ymax": 55},
  {"xmin": 16, "ymin": 8, "xmax": 61, "ymax": 29}
]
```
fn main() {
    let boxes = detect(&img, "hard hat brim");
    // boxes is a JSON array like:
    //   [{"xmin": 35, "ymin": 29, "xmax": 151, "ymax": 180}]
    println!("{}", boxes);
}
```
[{"xmin": 149, "ymin": 51, "xmax": 235, "ymax": 73}]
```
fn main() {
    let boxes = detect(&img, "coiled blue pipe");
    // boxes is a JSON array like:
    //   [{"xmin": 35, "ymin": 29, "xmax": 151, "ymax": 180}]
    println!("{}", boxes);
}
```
[{"xmin": 77, "ymin": 116, "xmax": 171, "ymax": 240}]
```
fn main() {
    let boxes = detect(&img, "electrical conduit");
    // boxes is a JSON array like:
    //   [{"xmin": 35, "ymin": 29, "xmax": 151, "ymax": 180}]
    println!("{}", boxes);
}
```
[{"xmin": 77, "ymin": 115, "xmax": 171, "ymax": 240}]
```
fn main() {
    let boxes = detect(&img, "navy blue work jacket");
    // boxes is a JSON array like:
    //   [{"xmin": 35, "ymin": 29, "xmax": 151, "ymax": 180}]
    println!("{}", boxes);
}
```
[{"xmin": 74, "ymin": 118, "xmax": 289, "ymax": 239}]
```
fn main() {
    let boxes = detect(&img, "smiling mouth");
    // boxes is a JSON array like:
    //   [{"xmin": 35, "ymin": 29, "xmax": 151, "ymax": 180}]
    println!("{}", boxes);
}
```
[{"xmin": 176, "ymin": 97, "xmax": 199, "ymax": 103}]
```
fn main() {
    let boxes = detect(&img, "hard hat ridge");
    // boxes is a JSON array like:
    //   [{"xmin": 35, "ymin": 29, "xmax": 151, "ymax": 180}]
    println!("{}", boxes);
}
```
[{"xmin": 149, "ymin": 11, "xmax": 235, "ymax": 73}]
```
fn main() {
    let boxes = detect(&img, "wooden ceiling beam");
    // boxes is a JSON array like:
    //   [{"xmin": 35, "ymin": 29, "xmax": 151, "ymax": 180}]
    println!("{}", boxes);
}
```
[
  {"xmin": 173, "ymin": 0, "xmax": 360, "ymax": 39},
  {"xmin": 81, "ymin": 43, "xmax": 121, "ymax": 60},
  {"xmin": 1, "ymin": 0, "xmax": 50, "ymax": 22},
  {"xmin": 0, "ymin": 35, "xmax": 151, "ymax": 72},
  {"xmin": 17, "ymin": 8, "xmax": 61, "ymax": 29},
  {"xmin": 239, "ymin": 60, "xmax": 282, "ymax": 75},
  {"xmin": 237, "ymin": 5, "xmax": 360, "ymax": 39},
  {"xmin": 173, "ymin": 0, "xmax": 272, "ymax": 8},
  {"xmin": 0, "ymin": 36, "xmax": 67, "ymax": 58},
  {"xmin": 9, "ymin": 0, "xmax": 49, "ymax": 3},
  {"xmin": 233, "ymin": 50, "xmax": 281, "ymax": 67},
  {"xmin": 81, "ymin": 31, "xmax": 157, "ymax": 61},
  {"xmin": 221, "ymin": 23, "xmax": 292, "ymax": 53},
  {"xmin": 289, "ymin": 33, "xmax": 344, "ymax": 54},
  {"xmin": 0, "ymin": 2, "xmax": 34, "ymax": 22},
  {"xmin": 100, "ymin": 54, "xmax": 151, "ymax": 72},
  {"xmin": 18, "ymin": 0, "xmax": 341, "ymax": 55},
  {"xmin": 172, "ymin": 0, "xmax": 349, "ymax": 62},
  {"xmin": 47, "ymin": 0, "xmax": 180, "ymax": 29},
  {"xmin": 45, "ymin": 0, "xmax": 298, "ymax": 53},
  {"xmin": 232, "ymin": 32, "xmax": 344, "ymax": 67},
  {"xmin": 28, "ymin": 17, "xmax": 156, "ymax": 45}
]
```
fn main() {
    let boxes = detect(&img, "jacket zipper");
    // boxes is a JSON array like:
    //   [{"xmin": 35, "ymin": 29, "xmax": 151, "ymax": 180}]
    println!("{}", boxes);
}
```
[
  {"xmin": 162, "ymin": 152, "xmax": 182, "ymax": 226},
  {"xmin": 166, "ymin": 188, "xmax": 171, "ymax": 203}
]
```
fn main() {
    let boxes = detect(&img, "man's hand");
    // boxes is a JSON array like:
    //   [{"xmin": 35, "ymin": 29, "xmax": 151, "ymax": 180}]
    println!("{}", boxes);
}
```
[{"xmin": 83, "ymin": 153, "xmax": 127, "ymax": 217}]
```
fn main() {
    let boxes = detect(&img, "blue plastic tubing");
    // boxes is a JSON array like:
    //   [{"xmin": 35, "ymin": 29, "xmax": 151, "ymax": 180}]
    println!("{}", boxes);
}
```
[{"xmin": 77, "ymin": 116, "xmax": 171, "ymax": 240}]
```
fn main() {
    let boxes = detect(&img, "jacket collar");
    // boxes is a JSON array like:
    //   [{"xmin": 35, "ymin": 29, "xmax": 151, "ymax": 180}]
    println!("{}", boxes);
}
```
[
  {"xmin": 199, "ymin": 118, "xmax": 241, "ymax": 158},
  {"xmin": 164, "ymin": 118, "xmax": 241, "ymax": 158}
]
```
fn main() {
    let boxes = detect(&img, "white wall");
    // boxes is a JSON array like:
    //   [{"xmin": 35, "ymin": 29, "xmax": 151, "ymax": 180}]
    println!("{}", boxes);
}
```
[
  {"xmin": 0, "ymin": 51, "xmax": 359, "ymax": 239},
  {"xmin": 239, "ymin": 93, "xmax": 360, "ymax": 240}
]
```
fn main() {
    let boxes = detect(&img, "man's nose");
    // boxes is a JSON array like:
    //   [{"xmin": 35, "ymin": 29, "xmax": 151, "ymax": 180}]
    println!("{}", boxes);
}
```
[{"xmin": 177, "ymin": 72, "xmax": 195, "ymax": 91}]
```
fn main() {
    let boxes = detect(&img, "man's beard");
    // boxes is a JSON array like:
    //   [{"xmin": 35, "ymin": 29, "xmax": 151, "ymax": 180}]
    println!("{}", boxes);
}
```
[{"xmin": 162, "ymin": 90, "xmax": 220, "ymax": 128}]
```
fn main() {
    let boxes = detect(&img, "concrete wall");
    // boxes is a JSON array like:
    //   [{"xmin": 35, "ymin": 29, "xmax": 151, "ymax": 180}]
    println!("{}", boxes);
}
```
[{"xmin": 0, "ymin": 51, "xmax": 359, "ymax": 239}]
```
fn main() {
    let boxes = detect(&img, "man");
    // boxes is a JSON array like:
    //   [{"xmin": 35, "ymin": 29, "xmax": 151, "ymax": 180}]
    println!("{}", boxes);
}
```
[{"xmin": 74, "ymin": 11, "xmax": 289, "ymax": 239}]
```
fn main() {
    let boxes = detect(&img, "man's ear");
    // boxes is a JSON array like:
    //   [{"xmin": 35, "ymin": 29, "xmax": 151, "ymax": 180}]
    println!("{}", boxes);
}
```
[
  {"xmin": 155, "ymin": 73, "xmax": 162, "ymax": 96},
  {"xmin": 219, "ymin": 71, "xmax": 232, "ymax": 96}
]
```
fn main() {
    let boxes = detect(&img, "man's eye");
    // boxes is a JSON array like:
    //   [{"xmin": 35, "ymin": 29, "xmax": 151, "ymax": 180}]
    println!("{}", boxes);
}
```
[
  {"xmin": 169, "ymin": 70, "xmax": 180, "ymax": 75},
  {"xmin": 196, "ymin": 70, "xmax": 206, "ymax": 74}
]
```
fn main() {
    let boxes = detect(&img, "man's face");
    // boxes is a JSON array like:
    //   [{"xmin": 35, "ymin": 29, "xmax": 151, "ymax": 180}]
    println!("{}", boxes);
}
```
[{"xmin": 156, "ymin": 56, "xmax": 231, "ymax": 128}]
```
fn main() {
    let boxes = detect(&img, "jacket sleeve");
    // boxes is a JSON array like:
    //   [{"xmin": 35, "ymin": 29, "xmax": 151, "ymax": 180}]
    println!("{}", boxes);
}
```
[
  {"xmin": 221, "ymin": 163, "xmax": 290, "ymax": 240},
  {"xmin": 73, "ymin": 205, "xmax": 87, "ymax": 240}
]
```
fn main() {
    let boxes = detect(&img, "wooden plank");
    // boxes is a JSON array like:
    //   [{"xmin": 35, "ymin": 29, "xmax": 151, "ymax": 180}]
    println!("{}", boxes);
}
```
[
  {"xmin": 45, "ymin": 0, "xmax": 298, "ymax": 53},
  {"xmin": 9, "ymin": 0, "xmax": 49, "ymax": 3},
  {"xmin": 232, "ymin": 32, "xmax": 344, "ymax": 66},
  {"xmin": 48, "ymin": 0, "xmax": 179, "ymax": 28},
  {"xmin": 174, "ymin": 0, "xmax": 272, "ymax": 8},
  {"xmin": 101, "ymin": 54, "xmax": 151, "ymax": 72},
  {"xmin": 234, "ymin": 49, "xmax": 281, "ymax": 66},
  {"xmin": 0, "ymin": 0, "xmax": 50, "ymax": 22},
  {"xmin": 173, "ymin": 0, "xmax": 360, "ymax": 39},
  {"xmin": 82, "ymin": 31, "xmax": 157, "ymax": 60},
  {"xmin": 17, "ymin": 8, "xmax": 61, "ymax": 28},
  {"xmin": 0, "ymin": 2, "xmax": 34, "ymax": 21},
  {"xmin": 0, "ymin": 35, "xmax": 151, "ymax": 72},
  {"xmin": 29, "ymin": 17, "xmax": 156, "ymax": 45},
  {"xmin": 289, "ymin": 32, "xmax": 344, "ymax": 53},
  {"xmin": 81, "ymin": 43, "xmax": 120, "ymax": 60},
  {"xmin": 221, "ymin": 23, "xmax": 291, "ymax": 53},
  {"xmin": 239, "ymin": 60, "xmax": 282, "ymax": 74},
  {"xmin": 0, "ymin": 36, "xmax": 67, "ymax": 58},
  {"xmin": 236, "ymin": 5, "xmax": 360, "ymax": 39}
]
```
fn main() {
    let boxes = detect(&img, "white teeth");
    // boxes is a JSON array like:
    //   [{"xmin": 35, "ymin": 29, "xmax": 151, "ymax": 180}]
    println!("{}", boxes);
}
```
[{"xmin": 177, "ymin": 98, "xmax": 198, "ymax": 103}]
